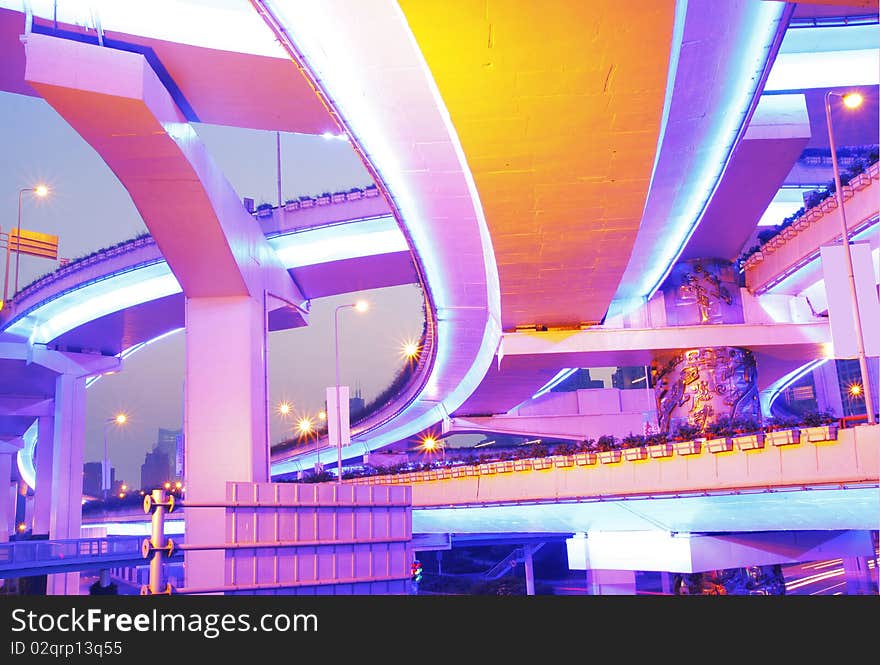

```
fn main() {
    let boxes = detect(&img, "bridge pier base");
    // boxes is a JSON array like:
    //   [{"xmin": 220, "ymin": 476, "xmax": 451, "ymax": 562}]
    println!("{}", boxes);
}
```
[
  {"xmin": 47, "ymin": 373, "xmax": 87, "ymax": 595},
  {"xmin": 32, "ymin": 415, "xmax": 55, "ymax": 536},
  {"xmin": 184, "ymin": 295, "xmax": 270, "ymax": 592}
]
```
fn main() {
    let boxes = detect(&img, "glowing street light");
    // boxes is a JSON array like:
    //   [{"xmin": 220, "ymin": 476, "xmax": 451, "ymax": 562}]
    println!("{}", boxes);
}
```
[
  {"xmin": 420, "ymin": 434, "xmax": 445, "ymax": 461},
  {"xmin": 3, "ymin": 184, "xmax": 49, "ymax": 305},
  {"xmin": 842, "ymin": 92, "xmax": 863, "ymax": 109},
  {"xmin": 849, "ymin": 383, "xmax": 863, "ymax": 398},
  {"xmin": 825, "ymin": 89, "xmax": 875, "ymax": 425},
  {"xmin": 318, "ymin": 410, "xmax": 327, "ymax": 421},
  {"xmin": 277, "ymin": 401, "xmax": 292, "ymax": 417},
  {"xmin": 297, "ymin": 416, "xmax": 314, "ymax": 436},
  {"xmin": 103, "ymin": 412, "xmax": 128, "ymax": 499},
  {"xmin": 401, "ymin": 339, "xmax": 421, "ymax": 362},
  {"xmin": 332, "ymin": 300, "xmax": 369, "ymax": 482}
]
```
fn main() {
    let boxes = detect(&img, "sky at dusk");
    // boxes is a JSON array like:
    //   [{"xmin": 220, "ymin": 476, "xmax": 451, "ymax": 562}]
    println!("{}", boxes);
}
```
[{"xmin": 1, "ymin": 90, "xmax": 425, "ymax": 486}]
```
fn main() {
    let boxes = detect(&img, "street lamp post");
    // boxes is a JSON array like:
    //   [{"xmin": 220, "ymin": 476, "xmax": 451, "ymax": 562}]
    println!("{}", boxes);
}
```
[
  {"xmin": 824, "ymin": 90, "xmax": 875, "ymax": 425},
  {"xmin": 3, "ymin": 185, "xmax": 48, "ymax": 304},
  {"xmin": 332, "ymin": 300, "xmax": 368, "ymax": 482},
  {"xmin": 103, "ymin": 413, "xmax": 127, "ymax": 499}
]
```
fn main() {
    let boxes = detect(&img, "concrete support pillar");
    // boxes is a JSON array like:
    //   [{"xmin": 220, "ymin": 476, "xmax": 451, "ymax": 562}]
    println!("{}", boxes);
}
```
[
  {"xmin": 843, "ymin": 556, "xmax": 875, "ymax": 595},
  {"xmin": 523, "ymin": 545, "xmax": 536, "ymax": 596},
  {"xmin": 0, "ymin": 453, "xmax": 13, "ymax": 542},
  {"xmin": 586, "ymin": 569, "xmax": 637, "ymax": 595},
  {"xmin": 14, "ymin": 479, "xmax": 28, "ymax": 531},
  {"xmin": 184, "ymin": 295, "xmax": 269, "ymax": 591},
  {"xmin": 32, "ymin": 415, "xmax": 55, "ymax": 536},
  {"xmin": 660, "ymin": 571, "xmax": 674, "ymax": 595},
  {"xmin": 47, "ymin": 373, "xmax": 87, "ymax": 595}
]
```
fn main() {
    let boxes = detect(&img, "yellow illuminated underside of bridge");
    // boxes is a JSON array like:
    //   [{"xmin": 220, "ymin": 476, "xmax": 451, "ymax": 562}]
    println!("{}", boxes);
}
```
[{"xmin": 399, "ymin": 0, "xmax": 675, "ymax": 330}]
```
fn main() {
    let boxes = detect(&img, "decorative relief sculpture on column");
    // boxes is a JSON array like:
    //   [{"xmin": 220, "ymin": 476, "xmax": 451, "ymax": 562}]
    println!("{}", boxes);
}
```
[
  {"xmin": 655, "ymin": 346, "xmax": 759, "ymax": 434},
  {"xmin": 662, "ymin": 259, "xmax": 743, "ymax": 327}
]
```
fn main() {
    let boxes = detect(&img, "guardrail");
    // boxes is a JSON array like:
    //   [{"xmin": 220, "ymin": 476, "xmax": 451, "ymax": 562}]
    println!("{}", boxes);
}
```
[{"xmin": 0, "ymin": 535, "xmax": 152, "ymax": 577}]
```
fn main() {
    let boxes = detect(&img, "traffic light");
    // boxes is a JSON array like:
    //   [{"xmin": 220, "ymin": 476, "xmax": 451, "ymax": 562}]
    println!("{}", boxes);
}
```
[{"xmin": 411, "ymin": 560, "xmax": 423, "ymax": 583}]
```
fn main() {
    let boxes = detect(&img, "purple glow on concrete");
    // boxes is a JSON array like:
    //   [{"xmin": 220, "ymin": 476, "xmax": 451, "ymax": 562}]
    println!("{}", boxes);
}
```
[
  {"xmin": 258, "ymin": 0, "xmax": 502, "ymax": 462},
  {"xmin": 609, "ymin": 0, "xmax": 787, "ymax": 317},
  {"xmin": 5, "ymin": 262, "xmax": 180, "ymax": 345}
]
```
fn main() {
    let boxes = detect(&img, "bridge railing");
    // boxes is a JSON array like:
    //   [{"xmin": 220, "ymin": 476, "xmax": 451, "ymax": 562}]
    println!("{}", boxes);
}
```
[{"xmin": 0, "ymin": 536, "xmax": 144, "ymax": 575}]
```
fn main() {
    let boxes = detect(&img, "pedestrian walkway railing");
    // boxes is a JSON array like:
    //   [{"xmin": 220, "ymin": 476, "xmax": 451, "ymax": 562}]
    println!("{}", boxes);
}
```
[{"xmin": 0, "ymin": 535, "xmax": 148, "ymax": 576}]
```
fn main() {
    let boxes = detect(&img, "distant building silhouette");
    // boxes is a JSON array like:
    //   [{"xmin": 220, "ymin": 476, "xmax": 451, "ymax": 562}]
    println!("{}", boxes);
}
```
[
  {"xmin": 83, "ymin": 462, "xmax": 102, "ymax": 497},
  {"xmin": 323, "ymin": 387, "xmax": 368, "ymax": 420},
  {"xmin": 350, "ymin": 386, "xmax": 366, "ymax": 419},
  {"xmin": 612, "ymin": 366, "xmax": 651, "ymax": 390},
  {"xmin": 140, "ymin": 450, "xmax": 171, "ymax": 492},
  {"xmin": 83, "ymin": 462, "xmax": 116, "ymax": 497},
  {"xmin": 139, "ymin": 428, "xmax": 182, "ymax": 490},
  {"xmin": 551, "ymin": 368, "xmax": 604, "ymax": 392}
]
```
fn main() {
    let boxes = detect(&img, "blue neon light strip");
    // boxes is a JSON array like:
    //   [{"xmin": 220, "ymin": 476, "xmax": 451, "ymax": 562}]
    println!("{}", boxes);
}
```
[
  {"xmin": 2, "ymin": 218, "xmax": 409, "ymax": 346},
  {"xmin": 16, "ymin": 421, "xmax": 38, "ymax": 491},
  {"xmin": 258, "ymin": 2, "xmax": 502, "ymax": 457},
  {"xmin": 531, "ymin": 368, "xmax": 577, "ymax": 400},
  {"xmin": 762, "ymin": 358, "xmax": 829, "ymax": 418},
  {"xmin": 619, "ymin": 1, "xmax": 788, "ymax": 309}
]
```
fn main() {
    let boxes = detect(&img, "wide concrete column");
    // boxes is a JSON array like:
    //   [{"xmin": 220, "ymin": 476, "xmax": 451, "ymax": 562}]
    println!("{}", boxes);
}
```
[
  {"xmin": 656, "ymin": 259, "xmax": 760, "ymax": 434},
  {"xmin": 32, "ymin": 415, "xmax": 55, "ymax": 536},
  {"xmin": 47, "ymin": 373, "xmax": 87, "ymax": 595},
  {"xmin": 184, "ymin": 295, "xmax": 269, "ymax": 591}
]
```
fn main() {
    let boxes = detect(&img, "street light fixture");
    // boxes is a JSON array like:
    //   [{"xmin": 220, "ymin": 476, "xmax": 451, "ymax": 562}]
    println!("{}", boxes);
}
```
[
  {"xmin": 103, "ymin": 412, "xmax": 128, "ymax": 499},
  {"xmin": 3, "ymin": 184, "xmax": 49, "ymax": 305},
  {"xmin": 332, "ymin": 300, "xmax": 369, "ymax": 482},
  {"xmin": 420, "ymin": 434, "xmax": 445, "ymax": 462},
  {"xmin": 824, "ymin": 89, "xmax": 875, "ymax": 425}
]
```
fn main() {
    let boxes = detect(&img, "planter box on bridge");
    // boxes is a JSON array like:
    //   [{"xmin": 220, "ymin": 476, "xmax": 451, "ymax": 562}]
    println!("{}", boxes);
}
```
[
  {"xmin": 648, "ymin": 443, "xmax": 674, "ymax": 459},
  {"xmin": 673, "ymin": 440, "xmax": 702, "ymax": 456},
  {"xmin": 802, "ymin": 424, "xmax": 839, "ymax": 443},
  {"xmin": 767, "ymin": 429, "xmax": 801, "ymax": 447},
  {"xmin": 733, "ymin": 432, "xmax": 765, "ymax": 451},
  {"xmin": 705, "ymin": 437, "xmax": 733, "ymax": 453}
]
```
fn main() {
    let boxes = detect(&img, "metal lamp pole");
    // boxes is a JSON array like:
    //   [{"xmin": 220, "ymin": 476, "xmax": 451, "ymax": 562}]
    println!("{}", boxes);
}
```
[
  {"xmin": 102, "ymin": 419, "xmax": 112, "ymax": 499},
  {"xmin": 6, "ymin": 186, "xmax": 48, "ymax": 304},
  {"xmin": 103, "ymin": 414, "xmax": 127, "ymax": 499},
  {"xmin": 824, "ymin": 90, "xmax": 875, "ymax": 424}
]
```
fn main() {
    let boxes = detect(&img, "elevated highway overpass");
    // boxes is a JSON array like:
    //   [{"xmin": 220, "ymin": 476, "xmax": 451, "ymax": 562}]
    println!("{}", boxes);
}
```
[
  {"xmin": 0, "ymin": 1, "xmax": 876, "ymax": 592},
  {"xmin": 72, "ymin": 424, "xmax": 878, "ymax": 575}
]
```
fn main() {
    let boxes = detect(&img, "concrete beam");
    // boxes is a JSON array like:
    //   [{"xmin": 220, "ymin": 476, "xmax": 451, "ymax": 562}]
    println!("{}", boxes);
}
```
[
  {"xmin": 23, "ymin": 33, "xmax": 306, "ymax": 314},
  {"xmin": 28, "ymin": 347, "xmax": 121, "ymax": 378},
  {"xmin": 0, "ymin": 396, "xmax": 54, "ymax": 418},
  {"xmin": 500, "ymin": 321, "xmax": 830, "ymax": 364}
]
